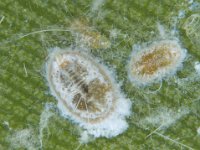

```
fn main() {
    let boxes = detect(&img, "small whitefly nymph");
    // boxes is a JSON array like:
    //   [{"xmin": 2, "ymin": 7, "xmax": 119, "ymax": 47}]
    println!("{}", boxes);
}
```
[
  {"xmin": 46, "ymin": 48, "xmax": 131, "ymax": 139},
  {"xmin": 128, "ymin": 40, "xmax": 186, "ymax": 86},
  {"xmin": 183, "ymin": 14, "xmax": 200, "ymax": 46}
]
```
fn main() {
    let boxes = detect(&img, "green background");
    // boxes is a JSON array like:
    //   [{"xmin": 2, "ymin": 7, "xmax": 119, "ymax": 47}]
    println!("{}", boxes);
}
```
[{"xmin": 0, "ymin": 0, "xmax": 200, "ymax": 149}]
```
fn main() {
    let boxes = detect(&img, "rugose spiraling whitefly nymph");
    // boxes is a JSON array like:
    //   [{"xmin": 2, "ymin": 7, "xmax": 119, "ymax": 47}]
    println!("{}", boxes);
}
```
[{"xmin": 46, "ymin": 47, "xmax": 131, "ymax": 140}]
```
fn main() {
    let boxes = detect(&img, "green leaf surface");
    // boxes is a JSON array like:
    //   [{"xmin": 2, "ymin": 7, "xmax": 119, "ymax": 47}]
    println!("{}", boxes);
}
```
[{"xmin": 0, "ymin": 0, "xmax": 200, "ymax": 149}]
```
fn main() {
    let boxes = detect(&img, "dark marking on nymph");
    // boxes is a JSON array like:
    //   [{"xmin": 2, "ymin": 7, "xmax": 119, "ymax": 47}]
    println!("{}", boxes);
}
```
[
  {"xmin": 59, "ymin": 61, "xmax": 110, "ymax": 113},
  {"xmin": 59, "ymin": 61, "xmax": 90, "ymax": 111}
]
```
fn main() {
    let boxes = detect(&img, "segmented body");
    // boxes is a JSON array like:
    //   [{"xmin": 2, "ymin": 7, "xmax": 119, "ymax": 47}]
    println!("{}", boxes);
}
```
[{"xmin": 47, "ymin": 50, "xmax": 115, "ymax": 123}]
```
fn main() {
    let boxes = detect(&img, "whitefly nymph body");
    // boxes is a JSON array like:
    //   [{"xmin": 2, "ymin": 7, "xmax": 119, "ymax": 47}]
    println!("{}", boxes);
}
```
[
  {"xmin": 46, "ymin": 48, "xmax": 131, "ymax": 138},
  {"xmin": 128, "ymin": 40, "xmax": 187, "ymax": 86}
]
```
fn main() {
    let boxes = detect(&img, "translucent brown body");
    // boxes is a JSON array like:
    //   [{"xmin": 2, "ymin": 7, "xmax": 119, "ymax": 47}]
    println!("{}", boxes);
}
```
[
  {"xmin": 60, "ymin": 60, "xmax": 111, "ymax": 113},
  {"xmin": 70, "ymin": 19, "xmax": 110, "ymax": 49},
  {"xmin": 49, "ymin": 52, "xmax": 115, "ymax": 123},
  {"xmin": 134, "ymin": 44, "xmax": 173, "ymax": 75}
]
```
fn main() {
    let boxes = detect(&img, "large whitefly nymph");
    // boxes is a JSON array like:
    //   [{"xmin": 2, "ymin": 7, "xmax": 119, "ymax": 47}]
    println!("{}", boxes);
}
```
[{"xmin": 46, "ymin": 48, "xmax": 131, "ymax": 139}]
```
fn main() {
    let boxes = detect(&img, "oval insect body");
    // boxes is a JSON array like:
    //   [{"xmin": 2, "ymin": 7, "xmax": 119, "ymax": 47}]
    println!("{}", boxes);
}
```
[
  {"xmin": 46, "ymin": 48, "xmax": 131, "ymax": 138},
  {"xmin": 183, "ymin": 14, "xmax": 200, "ymax": 46},
  {"xmin": 128, "ymin": 40, "xmax": 186, "ymax": 86}
]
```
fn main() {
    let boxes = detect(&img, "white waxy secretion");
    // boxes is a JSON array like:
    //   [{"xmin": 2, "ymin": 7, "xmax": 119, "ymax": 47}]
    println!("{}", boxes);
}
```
[{"xmin": 46, "ymin": 48, "xmax": 131, "ymax": 139}]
